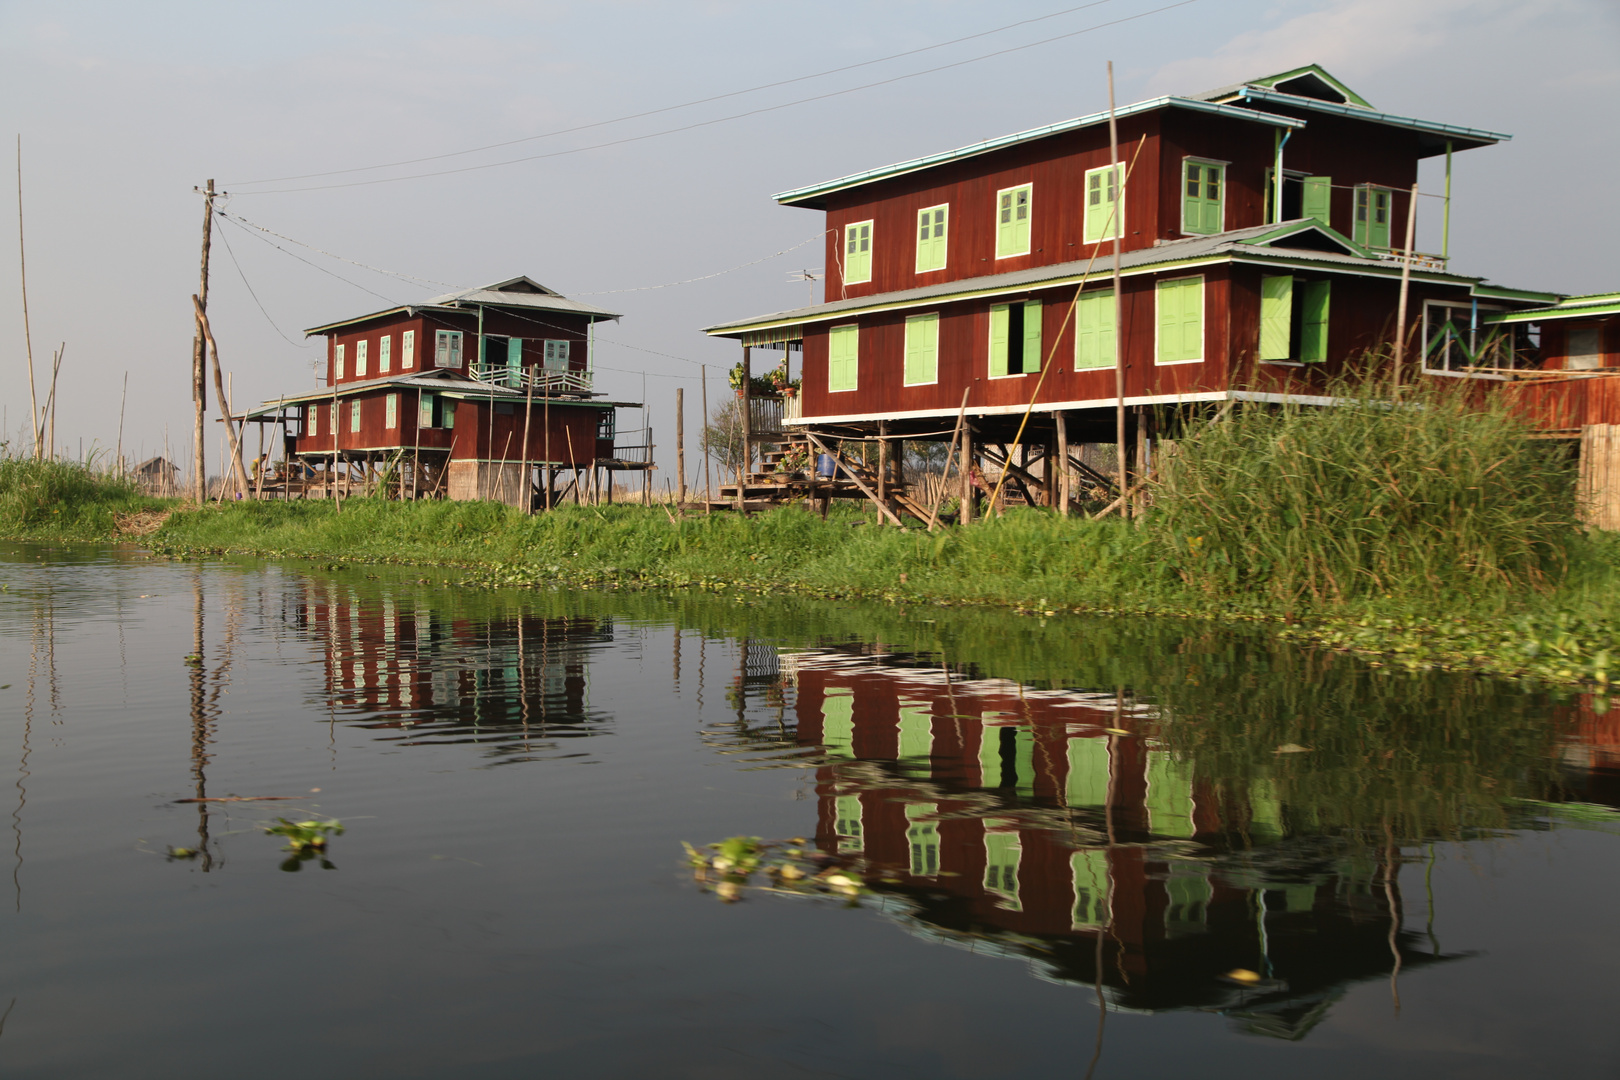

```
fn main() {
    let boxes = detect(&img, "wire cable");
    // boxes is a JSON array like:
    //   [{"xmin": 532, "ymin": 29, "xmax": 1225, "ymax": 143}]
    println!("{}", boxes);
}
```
[
  {"xmin": 214, "ymin": 219, "xmax": 314, "ymax": 349},
  {"xmin": 218, "ymin": 215, "xmax": 403, "ymax": 306},
  {"xmin": 218, "ymin": 211, "xmax": 465, "ymax": 291},
  {"xmin": 222, "ymin": 1, "xmax": 1117, "ymax": 188},
  {"xmin": 573, "ymin": 229, "xmax": 830, "ymax": 295},
  {"xmin": 228, "ymin": 0, "xmax": 1199, "ymax": 195}
]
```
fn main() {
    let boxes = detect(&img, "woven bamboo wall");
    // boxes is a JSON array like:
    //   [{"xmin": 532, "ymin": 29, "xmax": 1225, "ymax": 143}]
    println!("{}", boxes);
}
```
[{"xmin": 1579, "ymin": 424, "xmax": 1620, "ymax": 531}]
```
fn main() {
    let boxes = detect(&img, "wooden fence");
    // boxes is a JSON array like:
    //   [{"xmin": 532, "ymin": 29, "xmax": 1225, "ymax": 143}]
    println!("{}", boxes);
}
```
[{"xmin": 1581, "ymin": 424, "xmax": 1620, "ymax": 531}]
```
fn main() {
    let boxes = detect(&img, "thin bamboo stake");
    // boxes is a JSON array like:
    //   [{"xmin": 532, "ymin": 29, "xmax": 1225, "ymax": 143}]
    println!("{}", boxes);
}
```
[
  {"xmin": 16, "ymin": 136, "xmax": 40, "ymax": 460},
  {"xmin": 1392, "ymin": 182, "xmax": 1419, "ymax": 401},
  {"xmin": 192, "ymin": 296, "xmax": 253, "ymax": 498},
  {"xmin": 702, "ymin": 364, "xmax": 713, "ymax": 513},
  {"xmin": 926, "ymin": 387, "xmax": 971, "ymax": 531},
  {"xmin": 115, "ymin": 372, "xmax": 128, "ymax": 477},
  {"xmin": 1108, "ymin": 62, "xmax": 1127, "ymax": 520},
  {"xmin": 521, "ymin": 373, "xmax": 534, "ymax": 513},
  {"xmin": 803, "ymin": 431, "xmax": 903, "ymax": 526},
  {"xmin": 43, "ymin": 344, "xmax": 63, "ymax": 461}
]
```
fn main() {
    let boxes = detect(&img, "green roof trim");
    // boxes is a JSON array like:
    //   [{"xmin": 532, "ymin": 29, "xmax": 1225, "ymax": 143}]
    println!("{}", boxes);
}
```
[
  {"xmin": 1247, "ymin": 217, "xmax": 1370, "ymax": 258},
  {"xmin": 1484, "ymin": 293, "xmax": 1620, "ymax": 324},
  {"xmin": 1471, "ymin": 284, "xmax": 1563, "ymax": 304},
  {"xmin": 1233, "ymin": 87, "xmax": 1510, "ymax": 152},
  {"xmin": 1249, "ymin": 65, "xmax": 1374, "ymax": 109},
  {"xmin": 772, "ymin": 97, "xmax": 1306, "ymax": 209}
]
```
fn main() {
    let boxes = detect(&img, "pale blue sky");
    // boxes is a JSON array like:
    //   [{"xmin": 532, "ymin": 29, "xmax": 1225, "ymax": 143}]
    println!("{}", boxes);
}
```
[{"xmin": 2, "ymin": 0, "xmax": 1616, "ymax": 471}]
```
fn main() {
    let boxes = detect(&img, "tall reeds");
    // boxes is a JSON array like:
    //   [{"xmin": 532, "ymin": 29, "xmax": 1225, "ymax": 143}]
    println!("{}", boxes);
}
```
[{"xmin": 1152, "ymin": 375, "xmax": 1577, "ymax": 604}]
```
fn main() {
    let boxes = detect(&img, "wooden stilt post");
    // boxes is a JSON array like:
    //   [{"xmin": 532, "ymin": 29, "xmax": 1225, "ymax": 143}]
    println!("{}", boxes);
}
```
[
  {"xmin": 543, "ymin": 382, "xmax": 552, "ymax": 509},
  {"xmin": 521, "ymin": 370, "xmax": 534, "ymax": 514},
  {"xmin": 1056, "ymin": 411, "xmax": 1070, "ymax": 515},
  {"xmin": 877, "ymin": 420, "xmax": 888, "ymax": 520},
  {"xmin": 1392, "ymin": 182, "xmax": 1419, "ymax": 400},
  {"xmin": 960, "ymin": 422, "xmax": 975, "ymax": 525},
  {"xmin": 675, "ymin": 386, "xmax": 686, "ymax": 506},
  {"xmin": 191, "ymin": 179, "xmax": 214, "ymax": 502},
  {"xmin": 737, "ymin": 344, "xmax": 751, "ymax": 513}
]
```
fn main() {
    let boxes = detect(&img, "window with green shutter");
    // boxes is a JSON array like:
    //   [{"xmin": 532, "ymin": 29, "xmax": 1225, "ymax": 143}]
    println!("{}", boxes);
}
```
[
  {"xmin": 1354, "ymin": 185, "xmax": 1392, "ymax": 249},
  {"xmin": 419, "ymin": 392, "xmax": 435, "ymax": 429},
  {"xmin": 1302, "ymin": 175, "xmax": 1332, "ymax": 223},
  {"xmin": 903, "ymin": 313, "xmax": 939, "ymax": 386},
  {"xmin": 1260, "ymin": 275, "xmax": 1294, "ymax": 360},
  {"xmin": 1083, "ymin": 164, "xmax": 1123, "ymax": 243},
  {"xmin": 328, "ymin": 402, "xmax": 337, "ymax": 435},
  {"xmin": 506, "ymin": 337, "xmax": 524, "ymax": 387},
  {"xmin": 1181, "ymin": 159, "xmax": 1224, "ymax": 235},
  {"xmin": 385, "ymin": 393, "xmax": 398, "ymax": 430},
  {"xmin": 843, "ymin": 221, "xmax": 872, "ymax": 284},
  {"xmin": 434, "ymin": 330, "xmax": 462, "ymax": 368},
  {"xmin": 349, "ymin": 400, "xmax": 362, "ymax": 433},
  {"xmin": 356, "ymin": 339, "xmax": 369, "ymax": 377},
  {"xmin": 380, "ymin": 334, "xmax": 393, "ymax": 373},
  {"xmin": 334, "ymin": 343, "xmax": 345, "ymax": 381},
  {"xmin": 827, "ymin": 324, "xmax": 859, "ymax": 392},
  {"xmin": 1066, "ymin": 737, "xmax": 1109, "ymax": 807},
  {"xmin": 1074, "ymin": 289, "xmax": 1116, "ymax": 369},
  {"xmin": 915, "ymin": 204, "xmax": 948, "ymax": 273},
  {"xmin": 1156, "ymin": 276, "xmax": 1204, "ymax": 364},
  {"xmin": 988, "ymin": 300, "xmax": 1042, "ymax": 377},
  {"xmin": 1300, "ymin": 280, "xmax": 1331, "ymax": 362},
  {"xmin": 541, "ymin": 340, "xmax": 569, "ymax": 370},
  {"xmin": 402, "ymin": 330, "xmax": 416, "ymax": 370},
  {"xmin": 307, "ymin": 404, "xmax": 319, "ymax": 438},
  {"xmin": 995, "ymin": 184, "xmax": 1032, "ymax": 258}
]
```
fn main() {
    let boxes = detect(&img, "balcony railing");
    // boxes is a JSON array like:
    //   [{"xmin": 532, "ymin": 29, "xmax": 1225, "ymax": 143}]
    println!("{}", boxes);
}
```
[
  {"xmin": 1376, "ymin": 250, "xmax": 1448, "ymax": 272},
  {"xmin": 469, "ymin": 364, "xmax": 593, "ymax": 396}
]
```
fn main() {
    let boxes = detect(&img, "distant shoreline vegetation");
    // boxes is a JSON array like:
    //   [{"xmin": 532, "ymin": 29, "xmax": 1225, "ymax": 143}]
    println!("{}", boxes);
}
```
[{"xmin": 3, "ymin": 382, "xmax": 1617, "ymax": 691}]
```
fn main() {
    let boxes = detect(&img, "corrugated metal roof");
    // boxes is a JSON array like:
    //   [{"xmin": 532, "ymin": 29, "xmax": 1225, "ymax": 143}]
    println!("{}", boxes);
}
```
[
  {"xmin": 1226, "ymin": 87, "xmax": 1510, "ymax": 153},
  {"xmin": 704, "ymin": 220, "xmax": 1436, "ymax": 336},
  {"xmin": 303, "ymin": 277, "xmax": 621, "ymax": 335},
  {"xmin": 771, "ymin": 97, "xmax": 1306, "ymax": 209},
  {"xmin": 1485, "ymin": 292, "xmax": 1620, "ymax": 324}
]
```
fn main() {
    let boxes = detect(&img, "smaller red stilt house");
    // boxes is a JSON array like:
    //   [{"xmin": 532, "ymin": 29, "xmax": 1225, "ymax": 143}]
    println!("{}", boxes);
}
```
[{"xmin": 248, "ymin": 277, "xmax": 645, "ymax": 506}]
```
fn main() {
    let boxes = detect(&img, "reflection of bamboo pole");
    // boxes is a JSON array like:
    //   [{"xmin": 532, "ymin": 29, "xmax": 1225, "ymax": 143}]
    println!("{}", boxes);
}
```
[
  {"xmin": 189, "ymin": 572, "xmax": 214, "ymax": 871},
  {"xmin": 1385, "ymin": 826, "xmax": 1404, "ymax": 1012}
]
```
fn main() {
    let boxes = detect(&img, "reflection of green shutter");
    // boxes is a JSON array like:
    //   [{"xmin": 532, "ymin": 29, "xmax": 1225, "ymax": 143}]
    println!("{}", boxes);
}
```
[
  {"xmin": 984, "ymin": 827, "xmax": 1022, "ymax": 910},
  {"xmin": 989, "ymin": 305, "xmax": 1010, "ymax": 378},
  {"xmin": 1075, "ymin": 290, "xmax": 1115, "ymax": 369},
  {"xmin": 903, "ymin": 313, "xmax": 938, "ymax": 386},
  {"xmin": 1300, "ymin": 281, "xmax": 1331, "ymax": 362},
  {"xmin": 821, "ymin": 690, "xmax": 854, "ymax": 757},
  {"xmin": 905, "ymin": 803, "xmax": 940, "ymax": 877},
  {"xmin": 1071, "ymin": 849, "xmax": 1110, "ymax": 928},
  {"xmin": 1066, "ymin": 737, "xmax": 1109, "ymax": 807},
  {"xmin": 1260, "ymin": 275, "xmax": 1294, "ymax": 360},
  {"xmin": 828, "ymin": 326, "xmax": 858, "ymax": 392},
  {"xmin": 1165, "ymin": 872, "xmax": 1211, "ymax": 936},
  {"xmin": 1021, "ymin": 301, "xmax": 1043, "ymax": 373},
  {"xmin": 1014, "ymin": 727, "xmax": 1035, "ymax": 797},
  {"xmin": 1285, "ymin": 883, "xmax": 1316, "ymax": 913},
  {"xmin": 1249, "ymin": 779, "xmax": 1283, "ymax": 841},
  {"xmin": 834, "ymin": 794, "xmax": 863, "ymax": 853},
  {"xmin": 1146, "ymin": 750, "xmax": 1196, "ymax": 837},
  {"xmin": 897, "ymin": 705, "xmax": 933, "ymax": 776},
  {"xmin": 978, "ymin": 725, "xmax": 1001, "ymax": 787},
  {"xmin": 1302, "ymin": 176, "xmax": 1332, "ymax": 222}
]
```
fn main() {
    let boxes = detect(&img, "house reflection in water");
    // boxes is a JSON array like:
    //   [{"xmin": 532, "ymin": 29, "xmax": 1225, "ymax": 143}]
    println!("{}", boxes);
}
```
[
  {"xmin": 781, "ymin": 646, "xmax": 1460, "ymax": 1038},
  {"xmin": 286, "ymin": 582, "xmax": 611, "ymax": 760}
]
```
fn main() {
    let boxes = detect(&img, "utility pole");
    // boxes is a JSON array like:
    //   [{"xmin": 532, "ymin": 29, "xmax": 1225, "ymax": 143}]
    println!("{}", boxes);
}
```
[
  {"xmin": 1108, "ymin": 63, "xmax": 1127, "ymax": 519},
  {"xmin": 191, "ymin": 180, "xmax": 215, "ymax": 502}
]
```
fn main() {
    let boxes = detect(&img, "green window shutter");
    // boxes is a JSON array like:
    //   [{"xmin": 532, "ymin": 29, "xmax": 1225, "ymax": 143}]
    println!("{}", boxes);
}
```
[
  {"xmin": 1259, "ymin": 275, "xmax": 1294, "ymax": 360},
  {"xmin": 1075, "ymin": 290, "xmax": 1116, "ymax": 369},
  {"xmin": 903, "ymin": 313, "xmax": 938, "ymax": 386},
  {"xmin": 1353, "ymin": 187, "xmax": 1369, "ymax": 246},
  {"xmin": 380, "ymin": 335, "xmax": 392, "ymax": 372},
  {"xmin": 506, "ymin": 338, "xmax": 523, "ymax": 387},
  {"xmin": 402, "ymin": 330, "xmax": 415, "ymax": 369},
  {"xmin": 419, "ymin": 392, "xmax": 434, "ymax": 428},
  {"xmin": 997, "ymin": 186, "xmax": 1031, "ymax": 257},
  {"xmin": 335, "ymin": 344, "xmax": 345, "ymax": 380},
  {"xmin": 1085, "ymin": 166, "xmax": 1121, "ymax": 242},
  {"xmin": 1371, "ymin": 189, "xmax": 1391, "ymax": 249},
  {"xmin": 350, "ymin": 400, "xmax": 362, "ymax": 433},
  {"xmin": 845, "ymin": 222, "xmax": 872, "ymax": 283},
  {"xmin": 1302, "ymin": 176, "xmax": 1332, "ymax": 222},
  {"xmin": 1066, "ymin": 737, "xmax": 1109, "ymax": 807},
  {"xmin": 328, "ymin": 403, "xmax": 337, "ymax": 434},
  {"xmin": 1182, "ymin": 161, "xmax": 1223, "ymax": 235},
  {"xmin": 1157, "ymin": 278, "xmax": 1203, "ymax": 363},
  {"xmin": 988, "ymin": 304, "xmax": 1010, "ymax": 377},
  {"xmin": 385, "ymin": 393, "xmax": 398, "ymax": 430},
  {"xmin": 821, "ymin": 690, "xmax": 854, "ymax": 757},
  {"xmin": 827, "ymin": 325, "xmax": 858, "ymax": 392},
  {"xmin": 443, "ymin": 399, "xmax": 455, "ymax": 429},
  {"xmin": 1021, "ymin": 300, "xmax": 1043, "ymax": 373},
  {"xmin": 916, "ymin": 206, "xmax": 947, "ymax": 272},
  {"xmin": 356, "ymin": 339, "xmax": 368, "ymax": 377},
  {"xmin": 1300, "ymin": 280, "xmax": 1331, "ymax": 362}
]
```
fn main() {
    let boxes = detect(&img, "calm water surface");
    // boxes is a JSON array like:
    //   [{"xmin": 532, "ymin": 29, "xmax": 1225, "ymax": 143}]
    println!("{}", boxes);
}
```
[{"xmin": 1, "ymin": 541, "xmax": 1617, "ymax": 1078}]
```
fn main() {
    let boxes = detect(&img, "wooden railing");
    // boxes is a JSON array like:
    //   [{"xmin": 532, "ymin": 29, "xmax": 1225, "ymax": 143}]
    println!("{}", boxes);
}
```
[
  {"xmin": 748, "ymin": 395, "xmax": 786, "ymax": 436},
  {"xmin": 469, "ymin": 364, "xmax": 593, "ymax": 395}
]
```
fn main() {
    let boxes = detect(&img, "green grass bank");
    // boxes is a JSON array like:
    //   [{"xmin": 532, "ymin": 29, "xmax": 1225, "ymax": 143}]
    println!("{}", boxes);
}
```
[{"xmin": 6, "ymin": 381, "xmax": 1618, "ymax": 689}]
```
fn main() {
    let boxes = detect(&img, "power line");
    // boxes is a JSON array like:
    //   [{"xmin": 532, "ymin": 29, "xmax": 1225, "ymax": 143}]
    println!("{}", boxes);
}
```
[
  {"xmin": 214, "ymin": 221, "xmax": 313, "ymax": 349},
  {"xmin": 227, "ymin": 0, "xmax": 1199, "ymax": 196},
  {"xmin": 574, "ymin": 229, "xmax": 830, "ymax": 295},
  {"xmin": 218, "ymin": 210, "xmax": 464, "ymax": 291},
  {"xmin": 223, "ymin": 1, "xmax": 1116, "ymax": 189},
  {"xmin": 218, "ymin": 215, "xmax": 402, "ymax": 306}
]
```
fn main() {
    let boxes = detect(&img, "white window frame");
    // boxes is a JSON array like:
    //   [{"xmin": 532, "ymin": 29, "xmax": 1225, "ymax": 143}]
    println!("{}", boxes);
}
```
[
  {"xmin": 434, "ymin": 330, "xmax": 462, "ymax": 369},
  {"xmin": 994, "ymin": 183, "xmax": 1033, "ymax": 259},
  {"xmin": 1179, "ymin": 157, "xmax": 1228, "ymax": 236},
  {"xmin": 379, "ymin": 334, "xmax": 392, "ymax": 373},
  {"xmin": 1083, "ymin": 164, "xmax": 1124, "ymax": 245},
  {"xmin": 902, "ymin": 312, "xmax": 940, "ymax": 388},
  {"xmin": 843, "ymin": 220, "xmax": 874, "ymax": 285},
  {"xmin": 1154, "ymin": 275, "xmax": 1205, "ymax": 367},
  {"xmin": 402, "ymin": 330, "xmax": 416, "ymax": 370},
  {"xmin": 355, "ymin": 339, "xmax": 369, "ymax": 378},
  {"xmin": 333, "ymin": 343, "xmax": 345, "ymax": 381},
  {"xmin": 1421, "ymin": 299, "xmax": 1511, "ymax": 379},
  {"xmin": 915, "ymin": 203, "xmax": 949, "ymax": 274}
]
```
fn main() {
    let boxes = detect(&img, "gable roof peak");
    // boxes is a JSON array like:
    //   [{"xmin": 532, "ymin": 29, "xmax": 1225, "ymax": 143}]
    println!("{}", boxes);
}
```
[{"xmin": 1197, "ymin": 64, "xmax": 1374, "ymax": 109}]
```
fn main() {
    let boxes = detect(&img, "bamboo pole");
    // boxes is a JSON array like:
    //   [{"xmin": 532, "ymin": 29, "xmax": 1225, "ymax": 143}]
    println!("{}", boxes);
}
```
[
  {"xmin": 926, "ymin": 387, "xmax": 971, "ymax": 531},
  {"xmin": 16, "ymin": 136, "xmax": 41, "ymax": 460},
  {"xmin": 737, "ymin": 345, "xmax": 751, "ymax": 513},
  {"xmin": 702, "ymin": 364, "xmax": 713, "ymax": 513},
  {"xmin": 192, "ymin": 180, "xmax": 214, "ymax": 502},
  {"xmin": 192, "ymin": 297, "xmax": 253, "ymax": 498},
  {"xmin": 1108, "ymin": 62, "xmax": 1127, "ymax": 520},
  {"xmin": 115, "ymin": 371, "xmax": 128, "ymax": 478},
  {"xmin": 675, "ymin": 386, "xmax": 686, "ymax": 505},
  {"xmin": 521, "ymin": 373, "xmax": 535, "ymax": 513},
  {"xmin": 1056, "ymin": 410, "xmax": 1069, "ymax": 515},
  {"xmin": 42, "ymin": 344, "xmax": 63, "ymax": 461},
  {"xmin": 1392, "ymin": 182, "xmax": 1419, "ymax": 400},
  {"xmin": 804, "ymin": 431, "xmax": 903, "ymax": 526},
  {"xmin": 960, "ymin": 422, "xmax": 974, "ymax": 524}
]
